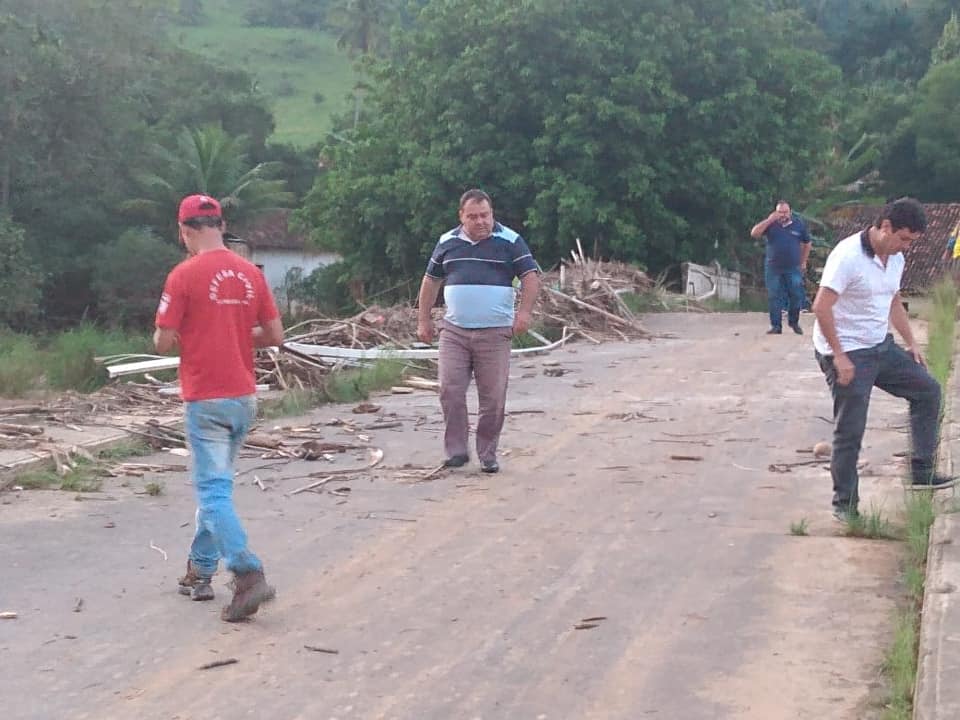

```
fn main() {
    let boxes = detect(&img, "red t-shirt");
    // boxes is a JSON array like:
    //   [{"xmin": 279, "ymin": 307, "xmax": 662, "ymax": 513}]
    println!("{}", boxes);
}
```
[{"xmin": 155, "ymin": 248, "xmax": 279, "ymax": 401}]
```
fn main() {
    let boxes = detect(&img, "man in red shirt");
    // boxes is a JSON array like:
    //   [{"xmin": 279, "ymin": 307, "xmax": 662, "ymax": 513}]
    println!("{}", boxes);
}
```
[{"xmin": 155, "ymin": 194, "xmax": 284, "ymax": 622}]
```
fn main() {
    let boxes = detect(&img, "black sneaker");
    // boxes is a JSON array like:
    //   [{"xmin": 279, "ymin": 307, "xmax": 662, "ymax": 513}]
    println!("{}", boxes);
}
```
[
  {"xmin": 908, "ymin": 474, "xmax": 957, "ymax": 490},
  {"xmin": 481, "ymin": 459, "xmax": 500, "ymax": 474},
  {"xmin": 443, "ymin": 454, "xmax": 469, "ymax": 468},
  {"xmin": 790, "ymin": 324, "xmax": 803, "ymax": 335},
  {"xmin": 767, "ymin": 327, "xmax": 782, "ymax": 335}
]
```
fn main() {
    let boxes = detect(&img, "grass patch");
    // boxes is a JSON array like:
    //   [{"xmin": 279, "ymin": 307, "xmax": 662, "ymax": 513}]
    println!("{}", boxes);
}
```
[
  {"xmin": 0, "ymin": 332, "xmax": 41, "ymax": 396},
  {"xmin": 0, "ymin": 325, "xmax": 150, "ymax": 397},
  {"xmin": 96, "ymin": 439, "xmax": 154, "ymax": 460},
  {"xmin": 789, "ymin": 518, "xmax": 809, "ymax": 536},
  {"xmin": 258, "ymin": 359, "xmax": 407, "ymax": 418},
  {"xmin": 882, "ymin": 611, "xmax": 918, "ymax": 720},
  {"xmin": 144, "ymin": 481, "xmax": 165, "ymax": 496},
  {"xmin": 323, "ymin": 359, "xmax": 405, "ymax": 403},
  {"xmin": 11, "ymin": 438, "xmax": 156, "ymax": 492},
  {"xmin": 259, "ymin": 387, "xmax": 323, "ymax": 419},
  {"xmin": 842, "ymin": 505, "xmax": 898, "ymax": 539},
  {"xmin": 172, "ymin": 0, "xmax": 355, "ymax": 147},
  {"xmin": 926, "ymin": 278, "xmax": 957, "ymax": 389}
]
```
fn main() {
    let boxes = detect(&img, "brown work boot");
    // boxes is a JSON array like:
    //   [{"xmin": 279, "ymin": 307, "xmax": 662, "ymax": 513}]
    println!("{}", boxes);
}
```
[
  {"xmin": 221, "ymin": 569, "xmax": 276, "ymax": 622},
  {"xmin": 178, "ymin": 560, "xmax": 214, "ymax": 601}
]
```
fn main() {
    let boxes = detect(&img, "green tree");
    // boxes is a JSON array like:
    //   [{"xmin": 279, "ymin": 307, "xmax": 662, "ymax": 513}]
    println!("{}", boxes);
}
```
[
  {"xmin": 327, "ymin": 0, "xmax": 401, "ymax": 128},
  {"xmin": 911, "ymin": 57, "xmax": 960, "ymax": 199},
  {"xmin": 0, "ymin": 214, "xmax": 42, "ymax": 329},
  {"xmin": 932, "ymin": 11, "xmax": 960, "ymax": 66},
  {"xmin": 299, "ymin": 0, "xmax": 840, "ymax": 290},
  {"xmin": 90, "ymin": 228, "xmax": 184, "ymax": 327},
  {"xmin": 126, "ymin": 125, "xmax": 295, "ymax": 230}
]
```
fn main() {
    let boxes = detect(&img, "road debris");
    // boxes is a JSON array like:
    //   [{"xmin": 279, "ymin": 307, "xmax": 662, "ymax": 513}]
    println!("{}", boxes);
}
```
[
  {"xmin": 670, "ymin": 455, "xmax": 704, "ymax": 462},
  {"xmin": 149, "ymin": 541, "xmax": 168, "ymax": 561},
  {"xmin": 304, "ymin": 645, "xmax": 339, "ymax": 654},
  {"xmin": 198, "ymin": 658, "xmax": 238, "ymax": 670},
  {"xmin": 0, "ymin": 611, "xmax": 17, "ymax": 619}
]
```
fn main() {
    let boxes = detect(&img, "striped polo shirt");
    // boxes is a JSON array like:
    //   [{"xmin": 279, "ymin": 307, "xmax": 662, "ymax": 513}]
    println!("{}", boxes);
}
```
[{"xmin": 425, "ymin": 222, "xmax": 540, "ymax": 329}]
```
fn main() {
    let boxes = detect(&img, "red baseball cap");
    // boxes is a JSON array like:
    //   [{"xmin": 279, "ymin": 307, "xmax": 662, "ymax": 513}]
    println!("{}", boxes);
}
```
[{"xmin": 177, "ymin": 194, "xmax": 222, "ymax": 223}]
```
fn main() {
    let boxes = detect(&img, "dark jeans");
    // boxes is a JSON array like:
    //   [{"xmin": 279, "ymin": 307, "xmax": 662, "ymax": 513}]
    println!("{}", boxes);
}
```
[
  {"xmin": 815, "ymin": 335, "xmax": 941, "ymax": 511},
  {"xmin": 765, "ymin": 265, "xmax": 805, "ymax": 329}
]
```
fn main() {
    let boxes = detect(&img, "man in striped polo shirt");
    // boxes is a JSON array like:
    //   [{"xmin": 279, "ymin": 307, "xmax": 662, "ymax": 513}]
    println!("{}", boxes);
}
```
[{"xmin": 417, "ymin": 189, "xmax": 541, "ymax": 473}]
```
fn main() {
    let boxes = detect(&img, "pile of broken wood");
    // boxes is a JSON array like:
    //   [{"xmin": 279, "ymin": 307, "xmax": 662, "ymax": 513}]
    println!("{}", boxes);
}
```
[{"xmin": 536, "ymin": 242, "xmax": 652, "ymax": 342}]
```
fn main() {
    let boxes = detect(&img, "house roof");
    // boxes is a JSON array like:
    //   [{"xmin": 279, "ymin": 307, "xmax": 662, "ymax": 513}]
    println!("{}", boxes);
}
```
[
  {"xmin": 232, "ymin": 209, "xmax": 308, "ymax": 251},
  {"xmin": 825, "ymin": 202, "xmax": 960, "ymax": 293}
]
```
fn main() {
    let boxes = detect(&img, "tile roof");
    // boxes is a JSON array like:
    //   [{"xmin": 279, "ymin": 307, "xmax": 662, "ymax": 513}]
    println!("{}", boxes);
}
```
[
  {"xmin": 232, "ymin": 209, "xmax": 308, "ymax": 251},
  {"xmin": 825, "ymin": 202, "xmax": 960, "ymax": 293}
]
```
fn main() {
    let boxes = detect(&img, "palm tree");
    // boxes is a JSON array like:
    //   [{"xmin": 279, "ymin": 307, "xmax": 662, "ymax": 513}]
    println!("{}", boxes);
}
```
[
  {"xmin": 327, "ymin": 0, "xmax": 400, "ymax": 128},
  {"xmin": 124, "ymin": 125, "xmax": 295, "ymax": 231}
]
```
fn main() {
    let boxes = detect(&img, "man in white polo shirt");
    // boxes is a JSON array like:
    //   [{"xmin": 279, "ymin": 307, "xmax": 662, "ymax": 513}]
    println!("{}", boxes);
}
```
[{"xmin": 812, "ymin": 197, "xmax": 953, "ymax": 521}]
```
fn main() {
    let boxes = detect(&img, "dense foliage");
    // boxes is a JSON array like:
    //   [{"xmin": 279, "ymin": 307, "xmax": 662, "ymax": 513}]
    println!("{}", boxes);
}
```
[{"xmin": 5, "ymin": 0, "xmax": 960, "ymax": 326}]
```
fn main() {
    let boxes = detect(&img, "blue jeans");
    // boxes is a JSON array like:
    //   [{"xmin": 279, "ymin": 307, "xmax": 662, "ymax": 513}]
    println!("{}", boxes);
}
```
[
  {"xmin": 816, "ymin": 335, "xmax": 941, "ymax": 510},
  {"xmin": 765, "ymin": 265, "xmax": 805, "ymax": 329},
  {"xmin": 184, "ymin": 396, "xmax": 262, "ymax": 577}
]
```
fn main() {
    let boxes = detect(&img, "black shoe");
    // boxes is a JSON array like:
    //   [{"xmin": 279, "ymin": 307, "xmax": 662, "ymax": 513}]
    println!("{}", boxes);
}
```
[
  {"xmin": 481, "ymin": 459, "xmax": 499, "ymax": 474},
  {"xmin": 767, "ymin": 327, "xmax": 782, "ymax": 335},
  {"xmin": 443, "ymin": 454, "xmax": 469, "ymax": 468},
  {"xmin": 908, "ymin": 474, "xmax": 957, "ymax": 490},
  {"xmin": 790, "ymin": 324, "xmax": 803, "ymax": 335}
]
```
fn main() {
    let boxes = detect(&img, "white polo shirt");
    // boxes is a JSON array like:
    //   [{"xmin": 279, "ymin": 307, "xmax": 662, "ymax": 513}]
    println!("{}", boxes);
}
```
[{"xmin": 813, "ymin": 230, "xmax": 904, "ymax": 356}]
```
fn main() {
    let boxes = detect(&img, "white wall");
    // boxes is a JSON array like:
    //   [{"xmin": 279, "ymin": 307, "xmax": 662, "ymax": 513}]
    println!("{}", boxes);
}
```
[{"xmin": 251, "ymin": 249, "xmax": 340, "ymax": 302}]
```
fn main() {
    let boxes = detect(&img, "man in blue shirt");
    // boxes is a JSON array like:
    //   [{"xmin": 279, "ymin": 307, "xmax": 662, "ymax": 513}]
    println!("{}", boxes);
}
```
[
  {"xmin": 751, "ymin": 200, "xmax": 812, "ymax": 335},
  {"xmin": 417, "ymin": 189, "xmax": 541, "ymax": 473}
]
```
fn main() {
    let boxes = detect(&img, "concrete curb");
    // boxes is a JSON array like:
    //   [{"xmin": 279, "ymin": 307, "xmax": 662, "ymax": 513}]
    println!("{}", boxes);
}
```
[
  {"xmin": 913, "ymin": 320, "xmax": 960, "ymax": 719},
  {"xmin": 915, "ymin": 514, "xmax": 960, "ymax": 720}
]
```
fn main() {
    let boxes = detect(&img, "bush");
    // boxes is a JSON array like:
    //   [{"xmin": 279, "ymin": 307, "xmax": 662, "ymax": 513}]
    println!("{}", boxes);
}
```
[
  {"xmin": 286, "ymin": 262, "xmax": 357, "ymax": 316},
  {"xmin": 90, "ymin": 228, "xmax": 183, "ymax": 328},
  {"xmin": 0, "ymin": 214, "xmax": 42, "ymax": 330},
  {"xmin": 0, "ymin": 332, "xmax": 42, "ymax": 396}
]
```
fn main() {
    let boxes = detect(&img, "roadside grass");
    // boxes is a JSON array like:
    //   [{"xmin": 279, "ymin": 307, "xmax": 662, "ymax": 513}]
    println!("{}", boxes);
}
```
[
  {"xmin": 883, "ymin": 611, "xmax": 918, "ymax": 720},
  {"xmin": 11, "ymin": 440, "xmax": 158, "ymax": 493},
  {"xmin": 842, "ymin": 506, "xmax": 899, "ymax": 540},
  {"xmin": 878, "ymin": 278, "xmax": 955, "ymax": 720},
  {"xmin": 0, "ymin": 325, "xmax": 151, "ymax": 397},
  {"xmin": 144, "ymin": 481, "xmax": 165, "ymax": 497},
  {"xmin": 323, "ymin": 359, "xmax": 405, "ymax": 403},
  {"xmin": 789, "ymin": 518, "xmax": 809, "ymax": 536},
  {"xmin": 172, "ymin": 0, "xmax": 354, "ymax": 147},
  {"xmin": 259, "ymin": 359, "xmax": 407, "ymax": 418}
]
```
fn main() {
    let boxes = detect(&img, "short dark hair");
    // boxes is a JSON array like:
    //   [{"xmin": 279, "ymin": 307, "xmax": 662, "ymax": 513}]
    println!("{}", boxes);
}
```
[
  {"xmin": 876, "ymin": 197, "xmax": 926, "ymax": 233},
  {"xmin": 181, "ymin": 215, "xmax": 223, "ymax": 229},
  {"xmin": 459, "ymin": 188, "xmax": 492, "ymax": 210}
]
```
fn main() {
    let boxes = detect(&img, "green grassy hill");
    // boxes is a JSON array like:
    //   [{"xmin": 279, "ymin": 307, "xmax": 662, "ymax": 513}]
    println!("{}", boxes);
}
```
[{"xmin": 173, "ymin": 0, "xmax": 355, "ymax": 148}]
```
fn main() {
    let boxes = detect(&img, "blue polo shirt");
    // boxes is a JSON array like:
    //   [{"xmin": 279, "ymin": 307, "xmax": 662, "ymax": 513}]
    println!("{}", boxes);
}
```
[
  {"xmin": 764, "ymin": 215, "xmax": 811, "ymax": 270},
  {"xmin": 425, "ymin": 222, "xmax": 540, "ymax": 329}
]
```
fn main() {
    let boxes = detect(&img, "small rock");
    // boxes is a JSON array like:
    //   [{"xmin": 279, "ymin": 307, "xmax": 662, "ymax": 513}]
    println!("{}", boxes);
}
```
[{"xmin": 813, "ymin": 441, "xmax": 832, "ymax": 458}]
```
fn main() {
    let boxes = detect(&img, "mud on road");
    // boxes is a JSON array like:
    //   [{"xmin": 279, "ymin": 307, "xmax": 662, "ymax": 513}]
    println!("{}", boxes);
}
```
[{"xmin": 1, "ymin": 313, "xmax": 915, "ymax": 720}]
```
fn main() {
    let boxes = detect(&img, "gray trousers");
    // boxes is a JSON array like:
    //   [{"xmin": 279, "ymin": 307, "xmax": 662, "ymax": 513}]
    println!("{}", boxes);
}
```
[
  {"xmin": 438, "ymin": 322, "xmax": 513, "ymax": 463},
  {"xmin": 816, "ymin": 334, "xmax": 941, "ymax": 510}
]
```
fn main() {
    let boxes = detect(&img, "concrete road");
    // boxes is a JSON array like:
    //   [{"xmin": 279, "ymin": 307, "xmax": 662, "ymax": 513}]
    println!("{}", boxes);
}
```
[{"xmin": 1, "ymin": 313, "xmax": 915, "ymax": 720}]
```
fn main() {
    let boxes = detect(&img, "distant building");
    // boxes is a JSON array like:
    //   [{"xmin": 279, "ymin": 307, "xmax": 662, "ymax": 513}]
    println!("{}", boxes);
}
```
[
  {"xmin": 826, "ymin": 202, "xmax": 960, "ymax": 294},
  {"xmin": 229, "ymin": 209, "xmax": 339, "ymax": 304}
]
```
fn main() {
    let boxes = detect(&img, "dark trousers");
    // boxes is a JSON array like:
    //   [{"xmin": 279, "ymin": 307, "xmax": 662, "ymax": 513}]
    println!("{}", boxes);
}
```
[
  {"xmin": 816, "ymin": 335, "xmax": 941, "ymax": 510},
  {"xmin": 438, "ymin": 322, "xmax": 513, "ymax": 463},
  {"xmin": 765, "ymin": 265, "xmax": 805, "ymax": 329}
]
